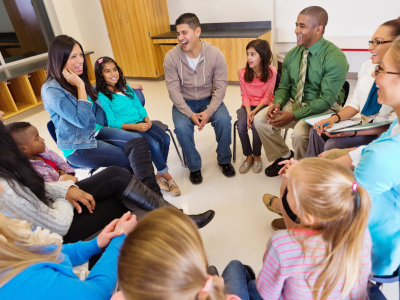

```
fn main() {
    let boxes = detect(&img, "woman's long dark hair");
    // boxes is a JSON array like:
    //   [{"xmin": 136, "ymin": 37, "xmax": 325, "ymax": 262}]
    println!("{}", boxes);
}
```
[
  {"xmin": 94, "ymin": 56, "xmax": 132, "ymax": 101},
  {"xmin": 0, "ymin": 122, "xmax": 52, "ymax": 207},
  {"xmin": 244, "ymin": 39, "xmax": 273, "ymax": 83},
  {"xmin": 45, "ymin": 35, "xmax": 97, "ymax": 101}
]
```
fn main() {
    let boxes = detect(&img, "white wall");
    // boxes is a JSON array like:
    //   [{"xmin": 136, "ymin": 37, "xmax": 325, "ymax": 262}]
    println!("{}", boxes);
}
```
[
  {"xmin": 44, "ymin": 0, "xmax": 114, "ymax": 64},
  {"xmin": 166, "ymin": 0, "xmax": 273, "ymax": 24},
  {"xmin": 0, "ymin": 0, "xmax": 14, "ymax": 33},
  {"xmin": 70, "ymin": 0, "xmax": 114, "ymax": 60}
]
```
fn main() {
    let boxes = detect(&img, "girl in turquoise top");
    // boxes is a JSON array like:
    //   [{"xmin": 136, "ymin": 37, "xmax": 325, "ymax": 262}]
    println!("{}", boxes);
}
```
[{"xmin": 95, "ymin": 57, "xmax": 180, "ymax": 196}]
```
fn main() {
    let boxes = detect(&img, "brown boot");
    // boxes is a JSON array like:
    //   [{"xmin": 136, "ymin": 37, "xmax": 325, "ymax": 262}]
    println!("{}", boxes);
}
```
[{"xmin": 271, "ymin": 218, "xmax": 286, "ymax": 230}]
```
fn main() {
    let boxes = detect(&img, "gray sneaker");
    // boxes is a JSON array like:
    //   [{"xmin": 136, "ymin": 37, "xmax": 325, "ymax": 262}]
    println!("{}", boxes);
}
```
[
  {"xmin": 239, "ymin": 159, "xmax": 253, "ymax": 174},
  {"xmin": 253, "ymin": 158, "xmax": 262, "ymax": 173}
]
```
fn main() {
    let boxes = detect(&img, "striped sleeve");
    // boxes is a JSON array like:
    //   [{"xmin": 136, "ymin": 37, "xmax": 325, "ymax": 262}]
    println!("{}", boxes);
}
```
[{"xmin": 256, "ymin": 239, "xmax": 285, "ymax": 300}]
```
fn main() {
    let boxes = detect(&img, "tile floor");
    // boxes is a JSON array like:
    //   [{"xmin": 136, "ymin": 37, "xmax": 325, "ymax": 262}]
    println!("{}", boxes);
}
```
[{"xmin": 20, "ymin": 78, "xmax": 398, "ymax": 299}]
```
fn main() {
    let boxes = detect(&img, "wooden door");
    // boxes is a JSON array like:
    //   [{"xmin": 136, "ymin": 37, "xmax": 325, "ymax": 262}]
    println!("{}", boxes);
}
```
[
  {"xmin": 122, "ymin": 0, "xmax": 157, "ymax": 77},
  {"xmin": 226, "ymin": 38, "xmax": 253, "ymax": 81},
  {"xmin": 143, "ymin": 0, "xmax": 170, "ymax": 76},
  {"xmin": 100, "ymin": 0, "xmax": 137, "ymax": 76}
]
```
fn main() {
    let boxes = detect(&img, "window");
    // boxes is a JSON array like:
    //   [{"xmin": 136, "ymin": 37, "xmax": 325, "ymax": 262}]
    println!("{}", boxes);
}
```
[{"xmin": 0, "ymin": 0, "xmax": 54, "ymax": 66}]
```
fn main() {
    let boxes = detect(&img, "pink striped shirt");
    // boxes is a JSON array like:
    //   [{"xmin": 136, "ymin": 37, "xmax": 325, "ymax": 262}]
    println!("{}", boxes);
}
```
[
  {"xmin": 239, "ymin": 66, "xmax": 277, "ymax": 107},
  {"xmin": 256, "ymin": 229, "xmax": 372, "ymax": 300}
]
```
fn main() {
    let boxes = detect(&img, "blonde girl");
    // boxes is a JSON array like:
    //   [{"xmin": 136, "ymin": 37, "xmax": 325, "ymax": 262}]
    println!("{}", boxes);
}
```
[
  {"xmin": 0, "ymin": 209, "xmax": 137, "ymax": 300},
  {"xmin": 115, "ymin": 207, "xmax": 249, "ymax": 300},
  {"xmin": 257, "ymin": 158, "xmax": 372, "ymax": 300}
]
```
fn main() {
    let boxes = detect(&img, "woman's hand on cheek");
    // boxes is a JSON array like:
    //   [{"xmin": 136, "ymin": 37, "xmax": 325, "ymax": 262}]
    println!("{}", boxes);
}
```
[{"xmin": 62, "ymin": 67, "xmax": 84, "ymax": 88}]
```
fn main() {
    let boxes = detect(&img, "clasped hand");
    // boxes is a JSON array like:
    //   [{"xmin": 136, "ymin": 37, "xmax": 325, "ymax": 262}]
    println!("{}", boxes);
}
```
[
  {"xmin": 266, "ymin": 103, "xmax": 295, "ymax": 127},
  {"xmin": 190, "ymin": 111, "xmax": 210, "ymax": 131},
  {"xmin": 277, "ymin": 158, "xmax": 298, "ymax": 178},
  {"xmin": 97, "ymin": 212, "xmax": 137, "ymax": 249}
]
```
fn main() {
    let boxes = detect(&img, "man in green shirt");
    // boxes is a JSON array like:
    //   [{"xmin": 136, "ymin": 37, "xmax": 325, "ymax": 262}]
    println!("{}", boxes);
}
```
[{"xmin": 254, "ymin": 6, "xmax": 349, "ymax": 177}]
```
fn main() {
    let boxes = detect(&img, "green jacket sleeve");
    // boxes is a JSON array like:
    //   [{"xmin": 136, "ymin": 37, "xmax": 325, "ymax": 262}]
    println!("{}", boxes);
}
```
[{"xmin": 293, "ymin": 54, "xmax": 349, "ymax": 120}]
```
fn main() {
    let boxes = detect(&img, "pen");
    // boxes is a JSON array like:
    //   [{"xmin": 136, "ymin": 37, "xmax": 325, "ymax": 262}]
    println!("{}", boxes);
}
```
[{"xmin": 318, "ymin": 122, "xmax": 330, "ymax": 129}]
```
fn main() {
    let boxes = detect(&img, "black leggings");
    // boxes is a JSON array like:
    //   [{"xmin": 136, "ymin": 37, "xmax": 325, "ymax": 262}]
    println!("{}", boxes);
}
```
[
  {"xmin": 282, "ymin": 188, "xmax": 300, "ymax": 224},
  {"xmin": 63, "ymin": 166, "xmax": 146, "ymax": 244}
]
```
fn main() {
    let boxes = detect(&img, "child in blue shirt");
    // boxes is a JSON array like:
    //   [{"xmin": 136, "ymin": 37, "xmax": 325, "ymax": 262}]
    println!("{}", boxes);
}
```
[{"xmin": 95, "ymin": 57, "xmax": 180, "ymax": 196}]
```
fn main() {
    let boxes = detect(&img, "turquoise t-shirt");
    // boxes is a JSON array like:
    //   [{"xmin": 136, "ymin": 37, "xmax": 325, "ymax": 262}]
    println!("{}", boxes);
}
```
[{"xmin": 61, "ymin": 96, "xmax": 103, "ymax": 158}]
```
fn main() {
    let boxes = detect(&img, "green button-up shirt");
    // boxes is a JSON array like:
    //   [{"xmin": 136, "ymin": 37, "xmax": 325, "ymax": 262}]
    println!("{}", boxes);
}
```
[{"xmin": 274, "ymin": 37, "xmax": 349, "ymax": 120}]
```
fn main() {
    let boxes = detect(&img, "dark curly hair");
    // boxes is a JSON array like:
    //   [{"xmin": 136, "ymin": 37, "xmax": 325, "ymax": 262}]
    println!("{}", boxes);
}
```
[{"xmin": 94, "ymin": 56, "xmax": 133, "ymax": 101}]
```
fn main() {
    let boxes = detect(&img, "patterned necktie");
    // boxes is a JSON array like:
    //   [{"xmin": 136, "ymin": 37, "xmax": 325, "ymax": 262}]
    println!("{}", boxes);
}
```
[{"xmin": 293, "ymin": 48, "xmax": 309, "ymax": 111}]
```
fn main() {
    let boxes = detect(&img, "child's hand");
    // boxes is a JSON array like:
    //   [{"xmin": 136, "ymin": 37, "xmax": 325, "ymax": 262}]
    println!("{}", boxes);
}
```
[
  {"xmin": 59, "ymin": 174, "xmax": 79, "ymax": 183},
  {"xmin": 278, "ymin": 158, "xmax": 298, "ymax": 178},
  {"xmin": 58, "ymin": 170, "xmax": 67, "ymax": 176},
  {"xmin": 131, "ymin": 84, "xmax": 143, "ymax": 91},
  {"xmin": 136, "ymin": 123, "xmax": 149, "ymax": 132},
  {"xmin": 144, "ymin": 117, "xmax": 152, "ymax": 128}
]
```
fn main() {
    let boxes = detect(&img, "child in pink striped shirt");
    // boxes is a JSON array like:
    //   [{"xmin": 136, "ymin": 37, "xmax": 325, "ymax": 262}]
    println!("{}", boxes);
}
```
[
  {"xmin": 257, "ymin": 158, "xmax": 372, "ymax": 300},
  {"xmin": 237, "ymin": 39, "xmax": 277, "ymax": 174}
]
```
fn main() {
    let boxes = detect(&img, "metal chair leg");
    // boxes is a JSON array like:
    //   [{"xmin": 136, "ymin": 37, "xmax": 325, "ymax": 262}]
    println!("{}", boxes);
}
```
[
  {"xmin": 283, "ymin": 128, "xmax": 288, "ymax": 141},
  {"xmin": 166, "ymin": 128, "xmax": 186, "ymax": 168},
  {"xmin": 233, "ymin": 120, "xmax": 238, "ymax": 162}
]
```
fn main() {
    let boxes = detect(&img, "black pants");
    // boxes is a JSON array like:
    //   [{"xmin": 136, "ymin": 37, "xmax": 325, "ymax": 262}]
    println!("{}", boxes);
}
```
[{"xmin": 63, "ymin": 166, "xmax": 147, "ymax": 244}]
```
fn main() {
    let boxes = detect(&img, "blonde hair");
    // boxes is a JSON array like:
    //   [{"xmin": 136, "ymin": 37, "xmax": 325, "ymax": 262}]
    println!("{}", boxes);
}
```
[
  {"xmin": 0, "ymin": 213, "xmax": 62, "ymax": 287},
  {"xmin": 118, "ymin": 207, "xmax": 226, "ymax": 300},
  {"xmin": 288, "ymin": 158, "xmax": 371, "ymax": 300},
  {"xmin": 391, "ymin": 35, "xmax": 400, "ymax": 72}
]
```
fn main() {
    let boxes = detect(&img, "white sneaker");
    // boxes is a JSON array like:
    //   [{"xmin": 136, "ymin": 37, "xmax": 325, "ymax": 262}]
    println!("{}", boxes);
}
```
[{"xmin": 168, "ymin": 180, "xmax": 181, "ymax": 196}]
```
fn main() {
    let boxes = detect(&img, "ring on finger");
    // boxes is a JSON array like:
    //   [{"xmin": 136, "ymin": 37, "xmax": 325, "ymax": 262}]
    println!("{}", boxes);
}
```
[{"xmin": 66, "ymin": 73, "xmax": 70, "ymax": 76}]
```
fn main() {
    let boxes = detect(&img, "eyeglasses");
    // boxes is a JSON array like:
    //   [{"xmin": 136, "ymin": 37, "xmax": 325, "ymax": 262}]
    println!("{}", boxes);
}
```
[
  {"xmin": 375, "ymin": 64, "xmax": 400, "ymax": 76},
  {"xmin": 369, "ymin": 40, "xmax": 393, "ymax": 47}
]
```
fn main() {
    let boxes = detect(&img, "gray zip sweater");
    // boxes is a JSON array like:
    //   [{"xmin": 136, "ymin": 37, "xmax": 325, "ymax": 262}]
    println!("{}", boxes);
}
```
[
  {"xmin": 163, "ymin": 41, "xmax": 228, "ymax": 118},
  {"xmin": 0, "ymin": 178, "xmax": 75, "ymax": 236}
]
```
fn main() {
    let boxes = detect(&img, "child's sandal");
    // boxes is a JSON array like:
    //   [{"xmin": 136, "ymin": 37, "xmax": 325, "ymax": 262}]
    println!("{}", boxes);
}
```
[{"xmin": 262, "ymin": 194, "xmax": 283, "ymax": 216}]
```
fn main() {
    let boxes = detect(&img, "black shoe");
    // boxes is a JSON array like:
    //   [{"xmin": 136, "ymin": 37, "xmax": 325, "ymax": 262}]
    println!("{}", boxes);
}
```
[
  {"xmin": 207, "ymin": 265, "xmax": 219, "ymax": 276},
  {"xmin": 265, "ymin": 150, "xmax": 294, "ymax": 177},
  {"xmin": 189, "ymin": 169, "xmax": 203, "ymax": 184},
  {"xmin": 218, "ymin": 163, "xmax": 236, "ymax": 177},
  {"xmin": 188, "ymin": 210, "xmax": 215, "ymax": 229},
  {"xmin": 244, "ymin": 265, "xmax": 256, "ymax": 280}
]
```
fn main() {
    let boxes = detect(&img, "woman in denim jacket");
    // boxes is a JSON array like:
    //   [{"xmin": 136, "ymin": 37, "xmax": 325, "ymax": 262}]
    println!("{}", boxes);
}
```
[{"xmin": 41, "ymin": 35, "xmax": 146, "ymax": 173}]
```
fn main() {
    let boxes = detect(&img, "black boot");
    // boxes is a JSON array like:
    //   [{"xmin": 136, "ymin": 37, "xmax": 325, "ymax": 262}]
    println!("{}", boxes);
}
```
[
  {"xmin": 188, "ymin": 210, "xmax": 215, "ymax": 229},
  {"xmin": 118, "ymin": 176, "xmax": 215, "ymax": 228},
  {"xmin": 117, "ymin": 176, "xmax": 173, "ymax": 211},
  {"xmin": 123, "ymin": 138, "xmax": 162, "ymax": 197}
]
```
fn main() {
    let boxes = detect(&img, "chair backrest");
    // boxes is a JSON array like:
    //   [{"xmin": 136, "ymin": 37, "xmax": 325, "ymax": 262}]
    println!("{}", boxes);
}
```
[
  {"xmin": 342, "ymin": 80, "xmax": 350, "ymax": 107},
  {"xmin": 133, "ymin": 89, "xmax": 145, "ymax": 107},
  {"xmin": 274, "ymin": 72, "xmax": 281, "ymax": 93},
  {"xmin": 47, "ymin": 120, "xmax": 57, "ymax": 143}
]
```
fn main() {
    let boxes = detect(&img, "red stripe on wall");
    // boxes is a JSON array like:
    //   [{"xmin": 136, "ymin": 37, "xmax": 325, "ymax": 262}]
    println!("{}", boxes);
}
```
[{"xmin": 341, "ymin": 49, "xmax": 369, "ymax": 51}]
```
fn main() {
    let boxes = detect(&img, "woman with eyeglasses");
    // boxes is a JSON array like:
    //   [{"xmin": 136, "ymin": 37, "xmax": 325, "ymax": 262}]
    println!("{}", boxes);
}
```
[{"xmin": 306, "ymin": 17, "xmax": 400, "ymax": 157}]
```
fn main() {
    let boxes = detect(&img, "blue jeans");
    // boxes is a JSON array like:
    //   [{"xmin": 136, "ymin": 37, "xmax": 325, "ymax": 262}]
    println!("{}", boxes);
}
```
[
  {"xmin": 66, "ymin": 126, "xmax": 142, "ymax": 168},
  {"xmin": 172, "ymin": 97, "xmax": 232, "ymax": 172},
  {"xmin": 129, "ymin": 123, "xmax": 170, "ymax": 174},
  {"xmin": 222, "ymin": 260, "xmax": 263, "ymax": 300}
]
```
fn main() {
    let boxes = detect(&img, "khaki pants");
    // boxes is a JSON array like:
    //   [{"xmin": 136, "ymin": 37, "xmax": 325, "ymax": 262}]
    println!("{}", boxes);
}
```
[
  {"xmin": 323, "ymin": 148, "xmax": 350, "ymax": 160},
  {"xmin": 253, "ymin": 100, "xmax": 341, "ymax": 162}
]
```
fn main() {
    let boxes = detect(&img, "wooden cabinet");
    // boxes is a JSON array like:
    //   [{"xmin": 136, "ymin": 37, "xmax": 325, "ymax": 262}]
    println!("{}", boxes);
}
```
[
  {"xmin": 100, "ymin": 0, "xmax": 170, "ymax": 78},
  {"xmin": 0, "ymin": 54, "xmax": 95, "ymax": 120}
]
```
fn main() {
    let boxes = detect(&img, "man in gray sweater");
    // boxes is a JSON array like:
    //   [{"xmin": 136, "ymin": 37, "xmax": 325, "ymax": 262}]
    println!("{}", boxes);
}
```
[{"xmin": 164, "ymin": 13, "xmax": 235, "ymax": 184}]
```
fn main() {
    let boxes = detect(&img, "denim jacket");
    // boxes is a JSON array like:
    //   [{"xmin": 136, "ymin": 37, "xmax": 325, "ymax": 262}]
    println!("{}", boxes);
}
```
[{"xmin": 41, "ymin": 79, "xmax": 108, "ymax": 150}]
